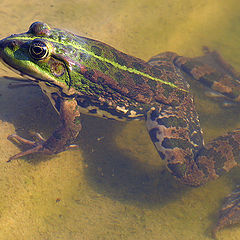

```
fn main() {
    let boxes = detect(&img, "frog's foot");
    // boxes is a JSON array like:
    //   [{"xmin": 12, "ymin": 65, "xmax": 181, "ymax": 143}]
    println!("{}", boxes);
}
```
[
  {"xmin": 7, "ymin": 133, "xmax": 47, "ymax": 162},
  {"xmin": 202, "ymin": 46, "xmax": 240, "ymax": 80},
  {"xmin": 7, "ymin": 133, "xmax": 78, "ymax": 162},
  {"xmin": 212, "ymin": 185, "xmax": 240, "ymax": 237}
]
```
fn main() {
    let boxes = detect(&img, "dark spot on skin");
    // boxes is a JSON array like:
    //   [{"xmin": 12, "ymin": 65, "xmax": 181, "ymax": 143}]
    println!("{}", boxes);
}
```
[
  {"xmin": 84, "ymin": 70, "xmax": 95, "ymax": 79},
  {"xmin": 167, "ymin": 163, "xmax": 187, "ymax": 179},
  {"xmin": 114, "ymin": 72, "xmax": 125, "ymax": 82},
  {"xmin": 96, "ymin": 59, "xmax": 108, "ymax": 72},
  {"xmin": 148, "ymin": 79, "xmax": 158, "ymax": 89},
  {"xmin": 8, "ymin": 40, "xmax": 18, "ymax": 50},
  {"xmin": 161, "ymin": 84, "xmax": 174, "ymax": 98},
  {"xmin": 157, "ymin": 116, "xmax": 187, "ymax": 128},
  {"xmin": 89, "ymin": 109, "xmax": 97, "ymax": 114},
  {"xmin": 53, "ymin": 131, "xmax": 62, "ymax": 140},
  {"xmin": 162, "ymin": 137, "xmax": 191, "ymax": 149},
  {"xmin": 51, "ymin": 93, "xmax": 61, "ymax": 112},
  {"xmin": 149, "ymin": 128, "xmax": 160, "ymax": 143},
  {"xmin": 132, "ymin": 62, "xmax": 145, "ymax": 71},
  {"xmin": 131, "ymin": 73, "xmax": 144, "ymax": 84},
  {"xmin": 158, "ymin": 151, "xmax": 165, "ymax": 160},
  {"xmin": 199, "ymin": 76, "xmax": 213, "ymax": 88},
  {"xmin": 150, "ymin": 109, "xmax": 159, "ymax": 121},
  {"xmin": 112, "ymin": 51, "xmax": 127, "ymax": 66},
  {"xmin": 150, "ymin": 66, "xmax": 163, "ymax": 77},
  {"xmin": 14, "ymin": 43, "xmax": 31, "ymax": 61},
  {"xmin": 76, "ymin": 98, "xmax": 90, "ymax": 108},
  {"xmin": 91, "ymin": 46, "xmax": 102, "ymax": 56},
  {"xmin": 97, "ymin": 77, "xmax": 105, "ymax": 83},
  {"xmin": 106, "ymin": 62, "xmax": 114, "ymax": 68},
  {"xmin": 80, "ymin": 53, "xmax": 87, "ymax": 61}
]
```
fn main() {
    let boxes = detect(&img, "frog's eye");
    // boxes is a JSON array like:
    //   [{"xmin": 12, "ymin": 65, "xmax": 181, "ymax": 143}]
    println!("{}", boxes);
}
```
[{"xmin": 29, "ymin": 40, "xmax": 49, "ymax": 60}]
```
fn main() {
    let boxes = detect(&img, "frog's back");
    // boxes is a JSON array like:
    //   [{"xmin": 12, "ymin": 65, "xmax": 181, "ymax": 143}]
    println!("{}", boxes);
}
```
[{"xmin": 63, "ymin": 32, "xmax": 190, "ymax": 106}]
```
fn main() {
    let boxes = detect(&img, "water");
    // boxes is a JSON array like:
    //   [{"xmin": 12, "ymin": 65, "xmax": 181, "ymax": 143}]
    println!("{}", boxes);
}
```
[{"xmin": 0, "ymin": 0, "xmax": 240, "ymax": 239}]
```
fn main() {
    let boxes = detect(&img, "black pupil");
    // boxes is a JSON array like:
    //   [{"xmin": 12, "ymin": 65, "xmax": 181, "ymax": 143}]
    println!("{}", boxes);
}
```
[{"xmin": 33, "ymin": 46, "xmax": 42, "ymax": 55}]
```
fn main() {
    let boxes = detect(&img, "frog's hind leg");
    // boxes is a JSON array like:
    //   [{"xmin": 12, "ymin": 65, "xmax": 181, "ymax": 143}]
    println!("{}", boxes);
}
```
[
  {"xmin": 146, "ymin": 102, "xmax": 240, "ymax": 233},
  {"xmin": 173, "ymin": 48, "xmax": 240, "ymax": 105},
  {"xmin": 145, "ymin": 101, "xmax": 209, "ymax": 186},
  {"xmin": 213, "ymin": 185, "xmax": 240, "ymax": 237}
]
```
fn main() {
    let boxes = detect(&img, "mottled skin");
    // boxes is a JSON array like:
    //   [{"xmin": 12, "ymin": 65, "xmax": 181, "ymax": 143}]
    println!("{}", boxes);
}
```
[{"xmin": 1, "ymin": 22, "xmax": 240, "ymax": 235}]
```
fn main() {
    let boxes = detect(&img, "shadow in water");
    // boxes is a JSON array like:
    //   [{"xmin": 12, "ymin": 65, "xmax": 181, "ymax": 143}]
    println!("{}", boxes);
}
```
[
  {"xmin": 2, "ymin": 76, "xmax": 240, "ymax": 210},
  {"xmin": 78, "ymin": 115, "xmax": 189, "ymax": 208},
  {"xmin": 0, "ymin": 77, "xmax": 188, "ymax": 208}
]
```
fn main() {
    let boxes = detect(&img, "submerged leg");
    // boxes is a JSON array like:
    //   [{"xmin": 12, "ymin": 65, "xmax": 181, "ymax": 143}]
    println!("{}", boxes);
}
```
[
  {"xmin": 148, "ymin": 50, "xmax": 240, "ymax": 105},
  {"xmin": 213, "ymin": 185, "xmax": 240, "ymax": 237},
  {"xmin": 145, "ymin": 101, "xmax": 240, "ymax": 232},
  {"xmin": 8, "ymin": 98, "xmax": 81, "ymax": 162},
  {"xmin": 173, "ymin": 48, "xmax": 240, "ymax": 103}
]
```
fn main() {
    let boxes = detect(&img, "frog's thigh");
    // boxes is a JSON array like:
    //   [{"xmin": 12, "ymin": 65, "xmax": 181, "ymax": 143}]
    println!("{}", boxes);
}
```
[{"xmin": 145, "ymin": 104, "xmax": 204, "ymax": 183}]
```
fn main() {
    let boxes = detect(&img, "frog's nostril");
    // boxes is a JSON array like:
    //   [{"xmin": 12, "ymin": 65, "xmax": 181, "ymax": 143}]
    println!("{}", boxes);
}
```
[
  {"xmin": 0, "ymin": 40, "xmax": 18, "ymax": 51},
  {"xmin": 7, "ymin": 40, "xmax": 17, "ymax": 50}
]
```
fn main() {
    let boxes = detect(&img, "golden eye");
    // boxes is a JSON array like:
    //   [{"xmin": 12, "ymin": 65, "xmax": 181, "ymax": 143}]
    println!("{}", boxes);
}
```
[{"xmin": 29, "ymin": 40, "xmax": 49, "ymax": 60}]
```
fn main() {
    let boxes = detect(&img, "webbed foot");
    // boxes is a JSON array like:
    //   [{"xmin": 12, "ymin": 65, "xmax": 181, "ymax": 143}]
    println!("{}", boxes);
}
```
[
  {"xmin": 7, "ymin": 132, "xmax": 49, "ymax": 162},
  {"xmin": 7, "ymin": 132, "xmax": 78, "ymax": 162}
]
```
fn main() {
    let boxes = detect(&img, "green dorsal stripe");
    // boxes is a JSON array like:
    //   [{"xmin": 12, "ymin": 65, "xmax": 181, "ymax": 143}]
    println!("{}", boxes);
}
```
[{"xmin": 10, "ymin": 36, "xmax": 188, "ymax": 92}]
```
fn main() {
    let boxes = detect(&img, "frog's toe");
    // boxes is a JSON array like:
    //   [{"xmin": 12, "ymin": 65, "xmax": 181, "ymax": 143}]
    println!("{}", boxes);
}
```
[
  {"xmin": 7, "ymin": 144, "xmax": 45, "ymax": 162},
  {"xmin": 8, "ymin": 132, "xmax": 45, "ymax": 146},
  {"xmin": 7, "ymin": 133, "xmax": 49, "ymax": 162},
  {"xmin": 213, "ymin": 185, "xmax": 240, "ymax": 235},
  {"xmin": 7, "ymin": 133, "xmax": 79, "ymax": 162}
]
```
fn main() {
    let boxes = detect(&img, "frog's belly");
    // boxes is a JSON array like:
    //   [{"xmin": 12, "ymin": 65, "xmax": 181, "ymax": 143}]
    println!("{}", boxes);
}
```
[
  {"xmin": 76, "ymin": 100, "xmax": 144, "ymax": 121},
  {"xmin": 39, "ymin": 82, "xmax": 144, "ymax": 121}
]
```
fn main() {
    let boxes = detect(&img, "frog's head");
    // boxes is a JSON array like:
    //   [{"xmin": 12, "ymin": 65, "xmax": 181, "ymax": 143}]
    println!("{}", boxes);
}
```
[{"xmin": 0, "ymin": 22, "xmax": 83, "ymax": 95}]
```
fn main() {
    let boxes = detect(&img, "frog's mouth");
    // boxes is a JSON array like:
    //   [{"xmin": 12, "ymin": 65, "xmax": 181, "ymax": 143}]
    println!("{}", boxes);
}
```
[
  {"xmin": 0, "ymin": 39, "xmax": 40, "ymax": 82},
  {"xmin": 0, "ymin": 56, "xmax": 38, "ymax": 82},
  {"xmin": 0, "ymin": 57, "xmax": 74, "ymax": 102}
]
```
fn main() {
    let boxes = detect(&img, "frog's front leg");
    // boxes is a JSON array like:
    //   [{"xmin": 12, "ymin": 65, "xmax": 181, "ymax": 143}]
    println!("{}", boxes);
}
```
[{"xmin": 7, "ymin": 98, "xmax": 81, "ymax": 162}]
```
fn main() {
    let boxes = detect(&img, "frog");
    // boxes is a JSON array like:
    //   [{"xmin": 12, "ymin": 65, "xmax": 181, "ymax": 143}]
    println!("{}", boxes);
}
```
[{"xmin": 0, "ymin": 22, "xmax": 240, "ymax": 236}]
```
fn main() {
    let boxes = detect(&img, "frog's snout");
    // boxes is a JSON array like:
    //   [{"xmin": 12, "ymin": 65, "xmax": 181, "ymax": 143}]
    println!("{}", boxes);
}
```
[
  {"xmin": 0, "ymin": 39, "xmax": 4, "ymax": 54},
  {"xmin": 0, "ymin": 39, "xmax": 10, "ymax": 54},
  {"xmin": 0, "ymin": 39, "xmax": 18, "ymax": 52}
]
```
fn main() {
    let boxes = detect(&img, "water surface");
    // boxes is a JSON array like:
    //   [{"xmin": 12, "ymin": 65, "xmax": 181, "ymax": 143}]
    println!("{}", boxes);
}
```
[{"xmin": 0, "ymin": 0, "xmax": 240, "ymax": 239}]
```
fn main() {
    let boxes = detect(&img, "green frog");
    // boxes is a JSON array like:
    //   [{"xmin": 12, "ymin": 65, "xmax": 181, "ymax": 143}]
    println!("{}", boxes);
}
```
[{"xmin": 0, "ymin": 22, "xmax": 240, "ymax": 235}]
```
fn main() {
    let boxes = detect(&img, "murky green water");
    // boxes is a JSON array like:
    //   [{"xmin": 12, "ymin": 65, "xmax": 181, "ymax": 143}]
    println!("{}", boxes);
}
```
[{"xmin": 1, "ymin": 0, "xmax": 240, "ymax": 239}]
